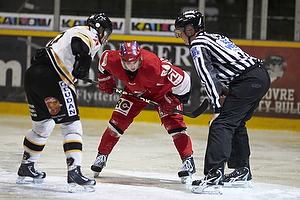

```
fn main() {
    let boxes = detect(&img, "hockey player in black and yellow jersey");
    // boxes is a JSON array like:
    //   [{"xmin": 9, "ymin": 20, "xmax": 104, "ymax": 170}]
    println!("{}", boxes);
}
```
[{"xmin": 16, "ymin": 13, "xmax": 112, "ymax": 193}]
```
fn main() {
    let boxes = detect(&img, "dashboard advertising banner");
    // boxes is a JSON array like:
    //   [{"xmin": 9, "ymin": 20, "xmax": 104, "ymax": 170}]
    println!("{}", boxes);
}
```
[
  {"xmin": 241, "ymin": 45, "xmax": 300, "ymax": 119},
  {"xmin": 0, "ymin": 12, "xmax": 174, "ymax": 36}
]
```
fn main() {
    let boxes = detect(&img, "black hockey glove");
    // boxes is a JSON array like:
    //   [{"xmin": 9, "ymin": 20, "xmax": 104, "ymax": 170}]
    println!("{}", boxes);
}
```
[{"xmin": 72, "ymin": 54, "xmax": 92, "ymax": 79}]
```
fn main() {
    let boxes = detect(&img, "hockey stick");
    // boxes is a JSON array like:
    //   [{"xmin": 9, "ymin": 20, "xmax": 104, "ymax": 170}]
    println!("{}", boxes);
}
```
[
  {"xmin": 81, "ymin": 78, "xmax": 209, "ymax": 118},
  {"xmin": 113, "ymin": 87, "xmax": 208, "ymax": 118}
]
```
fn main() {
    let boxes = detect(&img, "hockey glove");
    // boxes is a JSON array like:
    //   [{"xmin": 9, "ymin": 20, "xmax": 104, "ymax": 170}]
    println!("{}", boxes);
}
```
[
  {"xmin": 98, "ymin": 72, "xmax": 116, "ymax": 94},
  {"xmin": 160, "ymin": 91, "xmax": 181, "ymax": 115},
  {"xmin": 72, "ymin": 54, "xmax": 92, "ymax": 79}
]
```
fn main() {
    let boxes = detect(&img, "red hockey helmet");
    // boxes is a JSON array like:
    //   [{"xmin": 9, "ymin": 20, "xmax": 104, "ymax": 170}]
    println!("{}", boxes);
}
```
[{"xmin": 119, "ymin": 41, "xmax": 142, "ymax": 62}]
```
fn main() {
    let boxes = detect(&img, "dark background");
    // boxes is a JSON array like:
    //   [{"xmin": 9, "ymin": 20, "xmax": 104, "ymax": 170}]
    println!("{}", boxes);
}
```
[{"xmin": 1, "ymin": 0, "xmax": 299, "ymax": 119}]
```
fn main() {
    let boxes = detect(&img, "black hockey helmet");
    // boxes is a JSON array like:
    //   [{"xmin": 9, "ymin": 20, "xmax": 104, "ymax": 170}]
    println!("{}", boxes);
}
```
[
  {"xmin": 86, "ymin": 13, "xmax": 112, "ymax": 44},
  {"xmin": 174, "ymin": 10, "xmax": 204, "ymax": 38}
]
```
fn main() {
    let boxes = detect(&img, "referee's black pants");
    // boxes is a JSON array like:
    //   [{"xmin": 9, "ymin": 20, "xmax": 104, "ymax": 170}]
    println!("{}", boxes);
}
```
[{"xmin": 204, "ymin": 65, "xmax": 270, "ymax": 175}]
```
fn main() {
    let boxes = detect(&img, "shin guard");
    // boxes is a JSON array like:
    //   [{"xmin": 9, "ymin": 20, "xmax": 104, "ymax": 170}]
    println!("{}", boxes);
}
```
[
  {"xmin": 98, "ymin": 125, "xmax": 121, "ymax": 155},
  {"xmin": 172, "ymin": 132, "xmax": 193, "ymax": 160}
]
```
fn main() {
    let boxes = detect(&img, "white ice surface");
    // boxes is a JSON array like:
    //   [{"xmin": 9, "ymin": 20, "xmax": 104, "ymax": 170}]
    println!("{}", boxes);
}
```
[
  {"xmin": 1, "ymin": 168, "xmax": 300, "ymax": 200},
  {"xmin": 1, "ymin": 115, "xmax": 300, "ymax": 199}
]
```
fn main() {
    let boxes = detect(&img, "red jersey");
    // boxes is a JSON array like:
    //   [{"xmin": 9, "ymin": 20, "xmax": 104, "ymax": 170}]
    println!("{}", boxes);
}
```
[{"xmin": 98, "ymin": 49, "xmax": 190, "ymax": 102}]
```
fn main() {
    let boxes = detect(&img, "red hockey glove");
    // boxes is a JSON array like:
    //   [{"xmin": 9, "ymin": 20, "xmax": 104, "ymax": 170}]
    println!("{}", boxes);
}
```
[
  {"xmin": 97, "ymin": 72, "xmax": 116, "ymax": 94},
  {"xmin": 160, "ymin": 91, "xmax": 181, "ymax": 115}
]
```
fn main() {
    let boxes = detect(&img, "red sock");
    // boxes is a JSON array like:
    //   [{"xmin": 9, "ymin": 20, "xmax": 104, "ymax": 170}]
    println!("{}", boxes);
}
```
[
  {"xmin": 172, "ymin": 133, "xmax": 193, "ymax": 160},
  {"xmin": 98, "ymin": 127, "xmax": 120, "ymax": 155}
]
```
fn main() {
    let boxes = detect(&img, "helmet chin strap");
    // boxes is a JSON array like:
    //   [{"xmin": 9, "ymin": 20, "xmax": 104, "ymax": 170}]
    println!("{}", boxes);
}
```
[
  {"xmin": 184, "ymin": 27, "xmax": 196, "ymax": 46},
  {"xmin": 187, "ymin": 30, "xmax": 202, "ymax": 46},
  {"xmin": 188, "ymin": 36, "xmax": 192, "ymax": 46}
]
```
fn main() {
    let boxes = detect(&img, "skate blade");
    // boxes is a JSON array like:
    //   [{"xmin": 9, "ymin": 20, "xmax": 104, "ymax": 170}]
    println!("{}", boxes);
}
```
[
  {"xmin": 68, "ymin": 183, "xmax": 95, "ymax": 193},
  {"xmin": 223, "ymin": 180, "xmax": 253, "ymax": 188},
  {"xmin": 93, "ymin": 171, "xmax": 100, "ymax": 178},
  {"xmin": 16, "ymin": 176, "xmax": 44, "ymax": 184},
  {"xmin": 191, "ymin": 185, "xmax": 223, "ymax": 195},
  {"xmin": 180, "ymin": 175, "xmax": 194, "ymax": 184}
]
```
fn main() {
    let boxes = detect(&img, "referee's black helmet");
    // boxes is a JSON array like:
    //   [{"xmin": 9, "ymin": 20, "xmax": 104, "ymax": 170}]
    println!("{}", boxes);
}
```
[{"xmin": 174, "ymin": 10, "xmax": 204, "ymax": 35}]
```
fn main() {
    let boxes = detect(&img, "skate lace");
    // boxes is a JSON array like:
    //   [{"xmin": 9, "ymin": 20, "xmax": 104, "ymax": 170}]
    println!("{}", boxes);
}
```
[
  {"xmin": 182, "ymin": 160, "xmax": 192, "ymax": 171},
  {"xmin": 181, "ymin": 159, "xmax": 194, "ymax": 173},
  {"xmin": 94, "ymin": 154, "xmax": 107, "ymax": 167}
]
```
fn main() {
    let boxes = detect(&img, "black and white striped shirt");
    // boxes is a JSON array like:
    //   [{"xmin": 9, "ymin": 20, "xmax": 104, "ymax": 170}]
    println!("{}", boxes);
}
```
[{"xmin": 190, "ymin": 31, "xmax": 261, "ymax": 111}]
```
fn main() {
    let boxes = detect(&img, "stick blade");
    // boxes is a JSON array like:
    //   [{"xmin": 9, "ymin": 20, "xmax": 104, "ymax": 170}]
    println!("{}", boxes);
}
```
[
  {"xmin": 175, "ymin": 99, "xmax": 209, "ymax": 118},
  {"xmin": 191, "ymin": 99, "xmax": 209, "ymax": 118}
]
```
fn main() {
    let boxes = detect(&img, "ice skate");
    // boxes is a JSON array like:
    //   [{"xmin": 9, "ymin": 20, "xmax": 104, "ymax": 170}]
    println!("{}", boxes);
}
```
[
  {"xmin": 68, "ymin": 166, "xmax": 96, "ymax": 193},
  {"xmin": 223, "ymin": 167, "xmax": 253, "ymax": 188},
  {"xmin": 16, "ymin": 162, "xmax": 46, "ymax": 184},
  {"xmin": 191, "ymin": 169, "xmax": 223, "ymax": 195},
  {"xmin": 91, "ymin": 152, "xmax": 108, "ymax": 178},
  {"xmin": 178, "ymin": 155, "xmax": 196, "ymax": 184}
]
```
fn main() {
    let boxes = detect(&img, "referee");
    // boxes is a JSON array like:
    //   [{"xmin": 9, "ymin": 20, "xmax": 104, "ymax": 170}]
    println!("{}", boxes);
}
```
[{"xmin": 174, "ymin": 10, "xmax": 270, "ymax": 192}]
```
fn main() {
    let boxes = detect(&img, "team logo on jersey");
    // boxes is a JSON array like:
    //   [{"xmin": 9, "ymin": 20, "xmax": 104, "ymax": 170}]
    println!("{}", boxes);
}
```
[
  {"xmin": 167, "ymin": 68, "xmax": 183, "ymax": 86},
  {"xmin": 191, "ymin": 46, "xmax": 201, "ymax": 60},
  {"xmin": 114, "ymin": 98, "xmax": 133, "ymax": 116},
  {"xmin": 59, "ymin": 81, "xmax": 77, "ymax": 117},
  {"xmin": 161, "ymin": 64, "xmax": 170, "ymax": 77},
  {"xmin": 44, "ymin": 97, "xmax": 61, "ymax": 115},
  {"xmin": 218, "ymin": 37, "xmax": 240, "ymax": 52}
]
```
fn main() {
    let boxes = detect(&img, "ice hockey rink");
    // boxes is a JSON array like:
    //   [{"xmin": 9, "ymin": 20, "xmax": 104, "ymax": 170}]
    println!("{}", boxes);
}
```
[{"xmin": 1, "ymin": 114, "xmax": 300, "ymax": 200}]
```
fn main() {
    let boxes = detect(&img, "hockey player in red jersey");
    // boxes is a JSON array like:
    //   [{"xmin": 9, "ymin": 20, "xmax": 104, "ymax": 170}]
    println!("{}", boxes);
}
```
[{"xmin": 91, "ymin": 41, "xmax": 196, "ymax": 184}]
